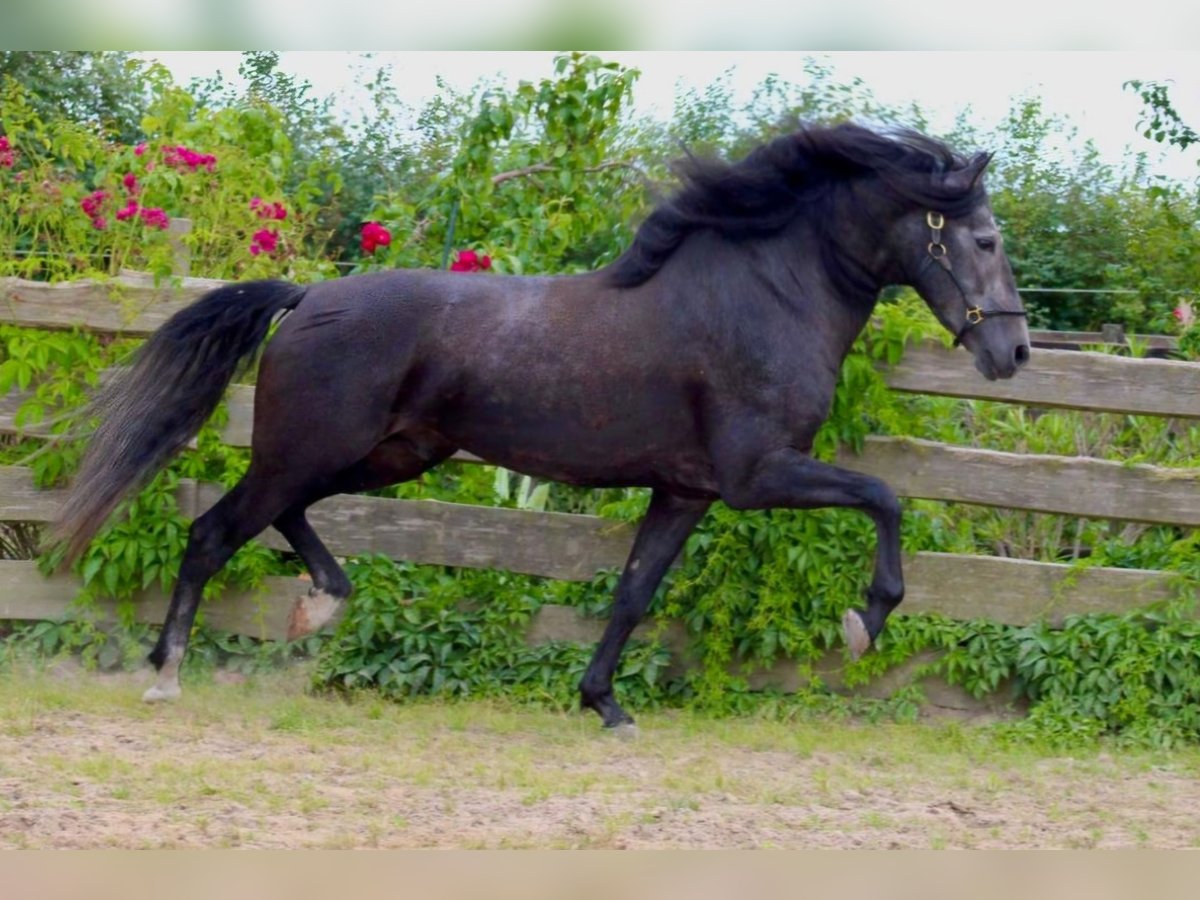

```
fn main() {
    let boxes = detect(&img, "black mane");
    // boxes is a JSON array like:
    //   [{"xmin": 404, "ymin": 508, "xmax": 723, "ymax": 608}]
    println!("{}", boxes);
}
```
[{"xmin": 607, "ymin": 123, "xmax": 990, "ymax": 289}]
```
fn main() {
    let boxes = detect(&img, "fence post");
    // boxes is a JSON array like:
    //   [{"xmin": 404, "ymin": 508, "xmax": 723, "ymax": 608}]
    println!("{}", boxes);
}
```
[{"xmin": 168, "ymin": 217, "xmax": 193, "ymax": 278}]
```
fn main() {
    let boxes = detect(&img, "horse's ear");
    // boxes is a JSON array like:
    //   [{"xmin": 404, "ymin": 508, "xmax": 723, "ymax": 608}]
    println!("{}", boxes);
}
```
[
  {"xmin": 944, "ymin": 152, "xmax": 992, "ymax": 193},
  {"xmin": 970, "ymin": 151, "xmax": 993, "ymax": 181}
]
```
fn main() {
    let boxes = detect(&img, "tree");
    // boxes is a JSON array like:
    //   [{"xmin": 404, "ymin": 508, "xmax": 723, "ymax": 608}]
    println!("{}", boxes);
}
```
[
  {"xmin": 190, "ymin": 51, "xmax": 420, "ymax": 264},
  {"xmin": 0, "ymin": 52, "xmax": 149, "ymax": 144},
  {"xmin": 368, "ymin": 52, "xmax": 646, "ymax": 276}
]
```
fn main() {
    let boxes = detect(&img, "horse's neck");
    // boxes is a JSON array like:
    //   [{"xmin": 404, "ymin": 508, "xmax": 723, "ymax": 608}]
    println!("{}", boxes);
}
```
[{"xmin": 715, "ymin": 227, "xmax": 880, "ymax": 358}]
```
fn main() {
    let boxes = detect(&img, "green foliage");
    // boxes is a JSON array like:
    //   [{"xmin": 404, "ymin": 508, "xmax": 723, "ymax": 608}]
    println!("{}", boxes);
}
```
[
  {"xmin": 663, "ymin": 59, "xmax": 924, "ymax": 160},
  {"xmin": 4, "ymin": 54, "xmax": 1200, "ymax": 746},
  {"xmin": 0, "ymin": 617, "xmax": 150, "ymax": 672},
  {"xmin": 314, "ymin": 556, "xmax": 672, "ymax": 713},
  {"xmin": 190, "ymin": 51, "xmax": 417, "ymax": 267},
  {"xmin": 1126, "ymin": 80, "xmax": 1200, "ymax": 152},
  {"xmin": 0, "ymin": 52, "xmax": 149, "ymax": 144},
  {"xmin": 1, "ymin": 71, "xmax": 337, "ymax": 282},
  {"xmin": 366, "ymin": 52, "xmax": 645, "ymax": 276}
]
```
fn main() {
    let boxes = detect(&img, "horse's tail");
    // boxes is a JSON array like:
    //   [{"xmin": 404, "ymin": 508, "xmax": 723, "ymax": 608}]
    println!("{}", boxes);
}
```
[{"xmin": 48, "ymin": 279, "xmax": 308, "ymax": 565}]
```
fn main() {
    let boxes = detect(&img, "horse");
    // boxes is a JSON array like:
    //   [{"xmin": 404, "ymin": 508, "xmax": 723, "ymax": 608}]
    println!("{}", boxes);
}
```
[{"xmin": 50, "ymin": 123, "xmax": 1029, "ymax": 729}]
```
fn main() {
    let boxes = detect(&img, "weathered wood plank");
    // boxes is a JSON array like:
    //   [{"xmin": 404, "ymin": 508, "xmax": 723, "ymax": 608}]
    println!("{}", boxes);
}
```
[
  {"xmin": 526, "ymin": 549, "xmax": 1184, "ymax": 714},
  {"xmin": 901, "ymin": 552, "xmax": 1178, "ymax": 626},
  {"xmin": 0, "ymin": 560, "xmax": 297, "ymax": 640},
  {"xmin": 0, "ymin": 389, "xmax": 52, "ymax": 437},
  {"xmin": 0, "ymin": 466, "xmax": 634, "ymax": 581},
  {"xmin": 3, "ymin": 444, "xmax": 1191, "ymax": 642},
  {"xmin": 188, "ymin": 483, "xmax": 635, "ymax": 581},
  {"xmin": 1029, "ymin": 329, "xmax": 1177, "ymax": 351},
  {"xmin": 886, "ymin": 341, "xmax": 1200, "ymax": 418},
  {"xmin": 223, "ymin": 384, "xmax": 255, "ymax": 446},
  {"xmin": 0, "ymin": 543, "xmax": 1181, "ymax": 700},
  {"xmin": 525, "ymin": 554, "xmax": 1178, "ymax": 642},
  {"xmin": 11, "ymin": 346, "xmax": 1196, "ymax": 450},
  {"xmin": 0, "ymin": 466, "xmax": 66, "ymax": 521},
  {"xmin": 4, "ymin": 456, "xmax": 1197, "ymax": 579},
  {"xmin": 1, "ymin": 276, "xmax": 225, "ymax": 335},
  {"xmin": 3, "ymin": 382, "xmax": 481, "ymax": 467},
  {"xmin": 838, "ymin": 436, "xmax": 1200, "ymax": 525}
]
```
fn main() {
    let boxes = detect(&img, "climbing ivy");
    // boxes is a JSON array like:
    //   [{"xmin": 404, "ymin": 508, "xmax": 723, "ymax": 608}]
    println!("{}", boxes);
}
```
[{"xmin": 4, "ymin": 53, "xmax": 1200, "ymax": 746}]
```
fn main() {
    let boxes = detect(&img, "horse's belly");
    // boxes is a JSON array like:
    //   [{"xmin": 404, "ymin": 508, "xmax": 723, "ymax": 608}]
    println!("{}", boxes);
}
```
[{"xmin": 444, "ymin": 420, "xmax": 719, "ymax": 495}]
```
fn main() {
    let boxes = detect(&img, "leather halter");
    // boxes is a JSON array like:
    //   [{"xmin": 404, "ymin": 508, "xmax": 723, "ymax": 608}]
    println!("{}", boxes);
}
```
[{"xmin": 923, "ymin": 211, "xmax": 1027, "ymax": 347}]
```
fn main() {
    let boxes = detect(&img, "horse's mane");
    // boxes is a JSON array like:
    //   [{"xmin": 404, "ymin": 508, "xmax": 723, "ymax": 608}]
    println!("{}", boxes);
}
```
[{"xmin": 606, "ymin": 123, "xmax": 990, "ymax": 289}]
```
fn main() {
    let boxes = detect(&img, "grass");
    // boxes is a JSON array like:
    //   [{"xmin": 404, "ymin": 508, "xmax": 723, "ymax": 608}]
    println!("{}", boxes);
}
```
[{"xmin": 4, "ymin": 660, "xmax": 1200, "ymax": 848}]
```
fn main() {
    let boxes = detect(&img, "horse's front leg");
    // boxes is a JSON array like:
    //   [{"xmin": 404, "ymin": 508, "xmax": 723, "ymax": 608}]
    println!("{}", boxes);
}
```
[
  {"xmin": 719, "ymin": 446, "xmax": 904, "ymax": 659},
  {"xmin": 579, "ymin": 490, "xmax": 711, "ymax": 731}
]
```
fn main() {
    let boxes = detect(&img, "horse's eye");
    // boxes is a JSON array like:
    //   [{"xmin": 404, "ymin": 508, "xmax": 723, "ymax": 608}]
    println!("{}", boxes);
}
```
[{"xmin": 976, "ymin": 237, "xmax": 997, "ymax": 252}]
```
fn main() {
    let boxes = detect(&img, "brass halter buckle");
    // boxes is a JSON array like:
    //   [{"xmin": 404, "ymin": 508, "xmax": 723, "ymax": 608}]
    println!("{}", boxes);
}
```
[
  {"xmin": 929, "ymin": 208, "xmax": 1029, "ymax": 347},
  {"xmin": 926, "ymin": 211, "xmax": 947, "ymax": 260}
]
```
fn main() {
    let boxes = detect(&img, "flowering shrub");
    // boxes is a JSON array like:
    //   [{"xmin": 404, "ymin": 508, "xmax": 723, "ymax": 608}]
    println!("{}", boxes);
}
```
[
  {"xmin": 448, "ymin": 249, "xmax": 492, "ymax": 272},
  {"xmin": 0, "ymin": 75, "xmax": 337, "ymax": 283}
]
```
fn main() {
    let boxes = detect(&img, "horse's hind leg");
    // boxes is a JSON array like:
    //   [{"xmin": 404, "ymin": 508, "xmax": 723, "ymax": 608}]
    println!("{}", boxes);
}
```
[
  {"xmin": 274, "ymin": 433, "xmax": 456, "ymax": 641},
  {"xmin": 144, "ymin": 470, "xmax": 302, "ymax": 702},
  {"xmin": 579, "ymin": 490, "xmax": 710, "ymax": 731},
  {"xmin": 275, "ymin": 507, "xmax": 354, "ymax": 641}
]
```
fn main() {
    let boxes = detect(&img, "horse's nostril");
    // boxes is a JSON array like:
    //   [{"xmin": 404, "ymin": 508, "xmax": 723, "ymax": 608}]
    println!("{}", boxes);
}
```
[{"xmin": 1014, "ymin": 344, "xmax": 1030, "ymax": 367}]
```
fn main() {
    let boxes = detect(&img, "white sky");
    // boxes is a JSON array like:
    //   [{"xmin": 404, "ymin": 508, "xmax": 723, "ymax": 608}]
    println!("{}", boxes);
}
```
[{"xmin": 145, "ymin": 51, "xmax": 1200, "ymax": 183}]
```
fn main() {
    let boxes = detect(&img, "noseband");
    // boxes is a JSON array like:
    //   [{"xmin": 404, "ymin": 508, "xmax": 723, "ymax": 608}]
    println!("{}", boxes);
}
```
[{"xmin": 924, "ymin": 211, "xmax": 1027, "ymax": 347}]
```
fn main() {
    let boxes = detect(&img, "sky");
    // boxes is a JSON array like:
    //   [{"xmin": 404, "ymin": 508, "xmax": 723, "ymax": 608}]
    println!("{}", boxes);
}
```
[{"xmin": 143, "ymin": 51, "xmax": 1200, "ymax": 184}]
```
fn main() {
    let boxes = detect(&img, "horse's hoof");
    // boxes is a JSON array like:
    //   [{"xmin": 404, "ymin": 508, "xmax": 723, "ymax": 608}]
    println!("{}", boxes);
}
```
[
  {"xmin": 607, "ymin": 722, "xmax": 640, "ymax": 741},
  {"xmin": 287, "ymin": 589, "xmax": 344, "ymax": 641},
  {"xmin": 842, "ymin": 608, "xmax": 872, "ymax": 661},
  {"xmin": 142, "ymin": 683, "xmax": 181, "ymax": 704}
]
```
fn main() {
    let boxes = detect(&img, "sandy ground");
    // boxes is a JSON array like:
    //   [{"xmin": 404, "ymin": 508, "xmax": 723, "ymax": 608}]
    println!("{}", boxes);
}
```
[{"xmin": 2, "ymin": 664, "xmax": 1199, "ymax": 849}]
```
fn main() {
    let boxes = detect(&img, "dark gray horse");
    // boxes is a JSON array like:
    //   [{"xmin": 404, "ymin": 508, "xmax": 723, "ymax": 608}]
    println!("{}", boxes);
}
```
[{"xmin": 51, "ymin": 124, "xmax": 1028, "ymax": 728}]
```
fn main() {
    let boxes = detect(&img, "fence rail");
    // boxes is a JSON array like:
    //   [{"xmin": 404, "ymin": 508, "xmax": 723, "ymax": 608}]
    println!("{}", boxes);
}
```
[
  {"xmin": 2, "ymin": 274, "xmax": 1197, "ymax": 713},
  {"xmin": 1030, "ymin": 328, "xmax": 1177, "ymax": 354},
  {"xmin": 0, "ymin": 463, "xmax": 1183, "ymax": 633},
  {"xmin": 1, "ymin": 275, "xmax": 223, "ymax": 335},
  {"xmin": 838, "ymin": 436, "xmax": 1200, "ymax": 526},
  {"xmin": 886, "ymin": 342, "xmax": 1200, "ymax": 419},
  {"xmin": 8, "ymin": 342, "xmax": 1199, "ymax": 448}
]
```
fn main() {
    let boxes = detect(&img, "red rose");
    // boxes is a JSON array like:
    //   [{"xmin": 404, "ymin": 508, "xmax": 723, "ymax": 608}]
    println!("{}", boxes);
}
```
[
  {"xmin": 450, "ymin": 249, "xmax": 493, "ymax": 273},
  {"xmin": 360, "ymin": 221, "xmax": 392, "ymax": 254}
]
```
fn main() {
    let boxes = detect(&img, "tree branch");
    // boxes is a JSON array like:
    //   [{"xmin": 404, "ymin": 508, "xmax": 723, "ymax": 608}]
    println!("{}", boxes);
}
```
[
  {"xmin": 490, "ymin": 159, "xmax": 645, "ymax": 187},
  {"xmin": 491, "ymin": 163, "xmax": 555, "ymax": 186}
]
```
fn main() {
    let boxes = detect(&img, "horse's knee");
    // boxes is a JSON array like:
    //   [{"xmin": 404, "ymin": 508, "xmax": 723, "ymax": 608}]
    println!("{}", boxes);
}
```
[
  {"xmin": 869, "ymin": 579, "xmax": 904, "ymax": 611},
  {"xmin": 861, "ymin": 477, "xmax": 901, "ymax": 524}
]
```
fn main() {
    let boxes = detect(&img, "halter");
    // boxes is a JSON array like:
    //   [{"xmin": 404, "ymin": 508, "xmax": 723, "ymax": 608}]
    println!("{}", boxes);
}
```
[{"xmin": 924, "ymin": 211, "xmax": 1027, "ymax": 347}]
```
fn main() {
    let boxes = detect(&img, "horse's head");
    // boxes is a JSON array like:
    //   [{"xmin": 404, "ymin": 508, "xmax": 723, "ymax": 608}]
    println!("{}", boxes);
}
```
[{"xmin": 889, "ymin": 153, "xmax": 1030, "ymax": 381}]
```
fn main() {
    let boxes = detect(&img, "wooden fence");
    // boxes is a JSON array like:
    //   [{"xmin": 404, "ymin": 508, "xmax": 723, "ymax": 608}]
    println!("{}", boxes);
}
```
[{"xmin": 2, "ymin": 274, "xmax": 1198, "ymax": 713}]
